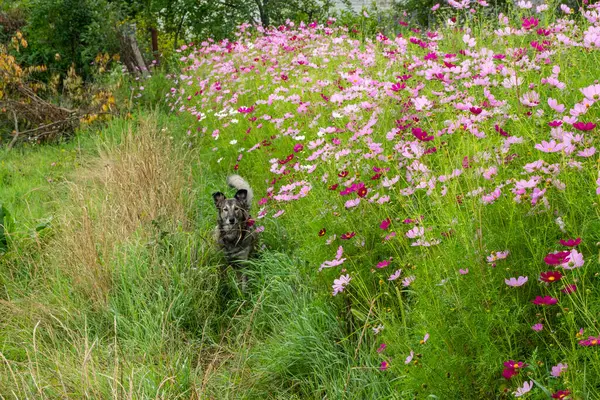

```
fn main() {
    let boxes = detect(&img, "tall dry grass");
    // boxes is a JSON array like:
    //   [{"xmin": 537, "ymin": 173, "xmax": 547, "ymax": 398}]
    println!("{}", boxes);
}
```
[{"xmin": 52, "ymin": 117, "xmax": 190, "ymax": 306}]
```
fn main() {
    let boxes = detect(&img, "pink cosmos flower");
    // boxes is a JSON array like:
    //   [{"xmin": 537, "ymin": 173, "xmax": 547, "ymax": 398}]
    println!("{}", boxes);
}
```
[
  {"xmin": 551, "ymin": 363, "xmax": 568, "ymax": 378},
  {"xmin": 388, "ymin": 269, "xmax": 402, "ymax": 281},
  {"xmin": 405, "ymin": 350, "xmax": 414, "ymax": 364},
  {"xmin": 376, "ymin": 259, "xmax": 390, "ymax": 269},
  {"xmin": 421, "ymin": 333, "xmax": 430, "ymax": 344},
  {"xmin": 535, "ymin": 140, "xmax": 565, "ymax": 153},
  {"xmin": 531, "ymin": 296, "xmax": 558, "ymax": 305},
  {"xmin": 487, "ymin": 250, "xmax": 510, "ymax": 263},
  {"xmin": 377, "ymin": 343, "xmax": 387, "ymax": 353},
  {"xmin": 402, "ymin": 275, "xmax": 415, "ymax": 287},
  {"xmin": 505, "ymin": 276, "xmax": 528, "ymax": 287},
  {"xmin": 459, "ymin": 268, "xmax": 469, "ymax": 275},
  {"xmin": 520, "ymin": 91, "xmax": 540, "ymax": 107},
  {"xmin": 406, "ymin": 226, "xmax": 425, "ymax": 238},
  {"xmin": 332, "ymin": 274, "xmax": 351, "ymax": 296},
  {"xmin": 578, "ymin": 147, "xmax": 596, "ymax": 157},
  {"xmin": 431, "ymin": 3, "xmax": 440, "ymax": 11},
  {"xmin": 514, "ymin": 381, "xmax": 534, "ymax": 397},
  {"xmin": 379, "ymin": 360, "xmax": 389, "ymax": 371},
  {"xmin": 482, "ymin": 188, "xmax": 501, "ymax": 204},
  {"xmin": 273, "ymin": 210, "xmax": 285, "ymax": 218},
  {"xmin": 384, "ymin": 232, "xmax": 396, "ymax": 241},
  {"xmin": 319, "ymin": 246, "xmax": 347, "ymax": 271},
  {"xmin": 581, "ymin": 84, "xmax": 600, "ymax": 102},
  {"xmin": 532, "ymin": 323, "xmax": 543, "ymax": 331},
  {"xmin": 345, "ymin": 198, "xmax": 361, "ymax": 208},
  {"xmin": 561, "ymin": 249, "xmax": 584, "ymax": 269},
  {"xmin": 548, "ymin": 98, "xmax": 565, "ymax": 113}
]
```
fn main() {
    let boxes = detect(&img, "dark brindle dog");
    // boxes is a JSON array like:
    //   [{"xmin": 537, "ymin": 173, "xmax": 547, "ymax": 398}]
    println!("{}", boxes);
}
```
[{"xmin": 212, "ymin": 175, "xmax": 257, "ymax": 270}]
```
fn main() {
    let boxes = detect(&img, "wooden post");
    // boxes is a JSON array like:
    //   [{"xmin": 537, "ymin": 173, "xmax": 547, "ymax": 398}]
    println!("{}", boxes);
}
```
[{"xmin": 119, "ymin": 23, "xmax": 149, "ymax": 77}]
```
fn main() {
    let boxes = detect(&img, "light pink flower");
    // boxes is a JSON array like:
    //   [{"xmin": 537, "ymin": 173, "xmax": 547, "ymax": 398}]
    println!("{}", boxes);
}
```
[
  {"xmin": 551, "ymin": 363, "xmax": 568, "ymax": 377},
  {"xmin": 345, "ymin": 198, "xmax": 361, "ymax": 208},
  {"xmin": 505, "ymin": 276, "xmax": 528, "ymax": 287},
  {"xmin": 405, "ymin": 350, "xmax": 414, "ymax": 364},
  {"xmin": 578, "ymin": 147, "xmax": 596, "ymax": 157},
  {"xmin": 332, "ymin": 274, "xmax": 351, "ymax": 296},
  {"xmin": 514, "ymin": 381, "xmax": 534, "ymax": 397},
  {"xmin": 532, "ymin": 323, "xmax": 543, "ymax": 331},
  {"xmin": 535, "ymin": 140, "xmax": 565, "ymax": 153},
  {"xmin": 402, "ymin": 275, "xmax": 415, "ymax": 287},
  {"xmin": 388, "ymin": 269, "xmax": 402, "ymax": 281},
  {"xmin": 561, "ymin": 249, "xmax": 584, "ymax": 269},
  {"xmin": 406, "ymin": 226, "xmax": 425, "ymax": 238},
  {"xmin": 548, "ymin": 98, "xmax": 565, "ymax": 113},
  {"xmin": 581, "ymin": 84, "xmax": 600, "ymax": 102}
]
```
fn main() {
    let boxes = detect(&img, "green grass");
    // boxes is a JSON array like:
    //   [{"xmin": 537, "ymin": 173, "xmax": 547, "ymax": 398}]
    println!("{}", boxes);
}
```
[{"xmin": 1, "ymin": 112, "xmax": 378, "ymax": 399}]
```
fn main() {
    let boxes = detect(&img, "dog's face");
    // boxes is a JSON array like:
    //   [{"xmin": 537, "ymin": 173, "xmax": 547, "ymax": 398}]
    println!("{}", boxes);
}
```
[{"xmin": 213, "ymin": 190, "xmax": 249, "ymax": 231}]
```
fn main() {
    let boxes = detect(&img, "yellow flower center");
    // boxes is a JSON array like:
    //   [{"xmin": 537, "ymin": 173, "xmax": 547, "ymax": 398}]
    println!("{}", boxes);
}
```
[{"xmin": 548, "ymin": 276, "xmax": 555, "ymax": 281}]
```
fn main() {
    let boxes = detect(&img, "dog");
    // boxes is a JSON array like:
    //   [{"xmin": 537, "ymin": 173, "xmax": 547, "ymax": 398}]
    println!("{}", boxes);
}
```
[{"xmin": 212, "ymin": 175, "xmax": 257, "ymax": 269}]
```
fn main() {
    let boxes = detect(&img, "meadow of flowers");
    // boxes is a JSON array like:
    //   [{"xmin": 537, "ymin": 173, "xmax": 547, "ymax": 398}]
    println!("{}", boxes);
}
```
[{"xmin": 170, "ymin": 1, "xmax": 600, "ymax": 397}]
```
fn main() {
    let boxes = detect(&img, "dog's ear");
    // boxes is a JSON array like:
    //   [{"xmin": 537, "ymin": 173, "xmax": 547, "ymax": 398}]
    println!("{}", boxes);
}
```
[
  {"xmin": 212, "ymin": 192, "xmax": 226, "ymax": 206},
  {"xmin": 234, "ymin": 189, "xmax": 249, "ymax": 208}
]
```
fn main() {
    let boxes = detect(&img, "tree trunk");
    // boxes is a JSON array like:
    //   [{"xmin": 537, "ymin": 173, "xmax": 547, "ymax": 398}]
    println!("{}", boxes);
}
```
[
  {"xmin": 119, "ymin": 24, "xmax": 149, "ymax": 77},
  {"xmin": 149, "ymin": 27, "xmax": 159, "ymax": 64},
  {"xmin": 255, "ymin": 0, "xmax": 270, "ymax": 27}
]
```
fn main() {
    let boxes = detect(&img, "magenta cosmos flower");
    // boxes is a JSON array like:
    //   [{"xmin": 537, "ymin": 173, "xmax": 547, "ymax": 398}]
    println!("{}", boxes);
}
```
[
  {"xmin": 532, "ymin": 323, "xmax": 543, "ymax": 331},
  {"xmin": 561, "ymin": 284, "xmax": 577, "ymax": 294},
  {"xmin": 559, "ymin": 238, "xmax": 581, "ymax": 247},
  {"xmin": 578, "ymin": 336, "xmax": 600, "ymax": 347},
  {"xmin": 573, "ymin": 122, "xmax": 596, "ymax": 131},
  {"xmin": 531, "ymin": 296, "xmax": 558, "ymax": 305},
  {"xmin": 522, "ymin": 17, "xmax": 539, "ymax": 30},
  {"xmin": 237, "ymin": 105, "xmax": 255, "ymax": 113},
  {"xmin": 380, "ymin": 218, "xmax": 391, "ymax": 230},
  {"xmin": 544, "ymin": 251, "xmax": 570, "ymax": 265},
  {"xmin": 551, "ymin": 389, "xmax": 570, "ymax": 399},
  {"xmin": 340, "ymin": 232, "xmax": 356, "ymax": 240},
  {"xmin": 411, "ymin": 127, "xmax": 434, "ymax": 141},
  {"xmin": 502, "ymin": 360, "xmax": 527, "ymax": 380},
  {"xmin": 540, "ymin": 270, "xmax": 563, "ymax": 283}
]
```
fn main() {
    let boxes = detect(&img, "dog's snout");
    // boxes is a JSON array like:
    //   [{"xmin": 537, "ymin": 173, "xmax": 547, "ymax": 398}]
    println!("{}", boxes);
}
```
[{"xmin": 229, "ymin": 218, "xmax": 236, "ymax": 224}]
